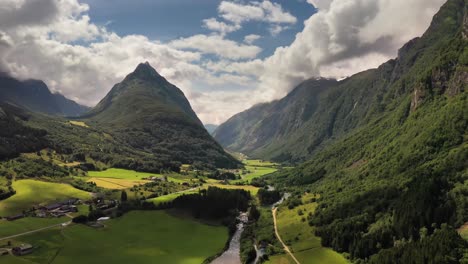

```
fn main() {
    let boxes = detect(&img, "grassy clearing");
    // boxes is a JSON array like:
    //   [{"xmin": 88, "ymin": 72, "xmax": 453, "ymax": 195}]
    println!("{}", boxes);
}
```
[
  {"xmin": 266, "ymin": 254, "xmax": 295, "ymax": 264},
  {"xmin": 11, "ymin": 211, "xmax": 228, "ymax": 264},
  {"xmin": 87, "ymin": 177, "xmax": 149, "ymax": 190},
  {"xmin": 458, "ymin": 222, "xmax": 468, "ymax": 240},
  {"xmin": 69, "ymin": 121, "xmax": 89, "ymax": 128},
  {"xmin": 275, "ymin": 193, "xmax": 348, "ymax": 264},
  {"xmin": 207, "ymin": 183, "xmax": 259, "ymax": 195},
  {"xmin": 244, "ymin": 160, "xmax": 277, "ymax": 167},
  {"xmin": 87, "ymin": 168, "xmax": 188, "ymax": 183},
  {"xmin": 149, "ymin": 189, "xmax": 200, "ymax": 205},
  {"xmin": 0, "ymin": 217, "xmax": 66, "ymax": 238},
  {"xmin": 0, "ymin": 180, "xmax": 90, "ymax": 216},
  {"xmin": 87, "ymin": 168, "xmax": 159, "ymax": 180}
]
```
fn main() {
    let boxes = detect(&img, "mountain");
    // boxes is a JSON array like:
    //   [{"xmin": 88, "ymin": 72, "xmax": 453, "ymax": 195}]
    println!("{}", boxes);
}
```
[
  {"xmin": 0, "ymin": 75, "xmax": 89, "ymax": 117},
  {"xmin": 260, "ymin": 0, "xmax": 467, "ymax": 262},
  {"xmin": 213, "ymin": 78, "xmax": 338, "ymax": 161},
  {"xmin": 82, "ymin": 62, "xmax": 240, "ymax": 169},
  {"xmin": 215, "ymin": 0, "xmax": 467, "ymax": 166},
  {"xmin": 204, "ymin": 124, "xmax": 218, "ymax": 134}
]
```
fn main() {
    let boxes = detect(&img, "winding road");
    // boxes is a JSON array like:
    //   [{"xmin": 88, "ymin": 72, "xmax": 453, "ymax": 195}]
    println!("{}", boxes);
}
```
[{"xmin": 272, "ymin": 207, "xmax": 301, "ymax": 264}]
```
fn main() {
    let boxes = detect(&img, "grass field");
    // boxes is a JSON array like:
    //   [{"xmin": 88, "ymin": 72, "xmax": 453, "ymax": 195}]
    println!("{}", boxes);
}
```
[
  {"xmin": 87, "ymin": 168, "xmax": 160, "ymax": 179},
  {"xmin": 206, "ymin": 183, "xmax": 260, "ymax": 195},
  {"xmin": 235, "ymin": 160, "xmax": 278, "ymax": 183},
  {"xmin": 69, "ymin": 121, "xmax": 89, "ymax": 128},
  {"xmin": 87, "ymin": 168, "xmax": 189, "ymax": 183},
  {"xmin": 87, "ymin": 177, "xmax": 149, "ymax": 190},
  {"xmin": 458, "ymin": 222, "xmax": 468, "ymax": 240},
  {"xmin": 0, "ymin": 180, "xmax": 90, "ymax": 216},
  {"xmin": 244, "ymin": 160, "xmax": 277, "ymax": 167},
  {"xmin": 10, "ymin": 211, "xmax": 228, "ymax": 264},
  {"xmin": 274, "ymin": 193, "xmax": 349, "ymax": 264},
  {"xmin": 149, "ymin": 189, "xmax": 200, "ymax": 205},
  {"xmin": 0, "ymin": 217, "xmax": 66, "ymax": 238}
]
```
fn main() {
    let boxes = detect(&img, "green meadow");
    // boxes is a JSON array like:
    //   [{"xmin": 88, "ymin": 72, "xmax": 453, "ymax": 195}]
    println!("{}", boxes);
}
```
[
  {"xmin": 87, "ymin": 168, "xmax": 161, "ymax": 180},
  {"xmin": 149, "ymin": 189, "xmax": 200, "ymax": 205},
  {"xmin": 0, "ymin": 217, "xmax": 66, "ymax": 238},
  {"xmin": 0, "ymin": 180, "xmax": 90, "ymax": 216},
  {"xmin": 10, "ymin": 211, "xmax": 228, "ymax": 264},
  {"xmin": 274, "ymin": 193, "xmax": 349, "ymax": 264},
  {"xmin": 87, "ymin": 168, "xmax": 189, "ymax": 183}
]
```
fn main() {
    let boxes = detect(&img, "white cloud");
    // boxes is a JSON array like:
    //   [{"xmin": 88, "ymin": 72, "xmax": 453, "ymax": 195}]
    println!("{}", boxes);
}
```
[
  {"xmin": 238, "ymin": 0, "xmax": 447, "ymax": 101},
  {"xmin": 202, "ymin": 18, "xmax": 241, "ymax": 35},
  {"xmin": 268, "ymin": 25, "xmax": 288, "ymax": 36},
  {"xmin": 244, "ymin": 34, "xmax": 261, "ymax": 44},
  {"xmin": 169, "ymin": 34, "xmax": 262, "ymax": 60},
  {"xmin": 0, "ymin": 0, "xmax": 448, "ymax": 125},
  {"xmin": 219, "ymin": 1, "xmax": 296, "ymax": 25}
]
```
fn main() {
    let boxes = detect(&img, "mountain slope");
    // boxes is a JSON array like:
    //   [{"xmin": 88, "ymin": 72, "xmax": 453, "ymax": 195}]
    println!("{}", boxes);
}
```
[
  {"xmin": 83, "ymin": 62, "xmax": 240, "ymax": 169},
  {"xmin": 0, "ymin": 75, "xmax": 89, "ymax": 117},
  {"xmin": 214, "ymin": 78, "xmax": 338, "ymax": 161},
  {"xmin": 215, "ymin": 0, "xmax": 467, "ymax": 164},
  {"xmin": 263, "ymin": 0, "xmax": 467, "ymax": 262}
]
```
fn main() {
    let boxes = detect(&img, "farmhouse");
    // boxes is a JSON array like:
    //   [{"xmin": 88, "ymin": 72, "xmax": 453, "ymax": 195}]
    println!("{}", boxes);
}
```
[
  {"xmin": 12, "ymin": 244, "xmax": 33, "ymax": 256},
  {"xmin": 6, "ymin": 214, "xmax": 24, "ymax": 221}
]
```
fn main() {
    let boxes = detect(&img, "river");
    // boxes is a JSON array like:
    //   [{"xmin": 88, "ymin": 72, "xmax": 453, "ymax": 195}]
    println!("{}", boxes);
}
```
[{"xmin": 211, "ymin": 212, "xmax": 248, "ymax": 264}]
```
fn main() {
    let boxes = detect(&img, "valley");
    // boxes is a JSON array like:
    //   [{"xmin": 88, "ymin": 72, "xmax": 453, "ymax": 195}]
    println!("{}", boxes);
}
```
[{"xmin": 0, "ymin": 0, "xmax": 466, "ymax": 262}]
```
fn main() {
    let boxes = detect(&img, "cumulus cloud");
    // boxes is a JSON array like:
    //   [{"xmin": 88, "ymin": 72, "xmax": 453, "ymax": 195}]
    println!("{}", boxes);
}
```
[
  {"xmin": 219, "ymin": 1, "xmax": 297, "ymax": 25},
  {"xmin": 169, "ymin": 34, "xmax": 262, "ymax": 60},
  {"xmin": 244, "ymin": 34, "xmax": 261, "ymax": 44},
  {"xmin": 229, "ymin": 0, "xmax": 446, "ymax": 101},
  {"xmin": 202, "ymin": 18, "xmax": 241, "ymax": 35},
  {"xmin": 0, "ymin": 0, "xmax": 447, "ymax": 124}
]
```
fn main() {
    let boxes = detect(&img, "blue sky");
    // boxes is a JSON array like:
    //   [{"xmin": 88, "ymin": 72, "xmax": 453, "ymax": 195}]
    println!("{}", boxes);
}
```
[{"xmin": 82, "ymin": 0, "xmax": 316, "ymax": 59}]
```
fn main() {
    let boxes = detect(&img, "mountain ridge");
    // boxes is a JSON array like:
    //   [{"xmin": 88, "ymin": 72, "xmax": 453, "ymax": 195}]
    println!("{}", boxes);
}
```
[{"xmin": 0, "ymin": 75, "xmax": 89, "ymax": 117}]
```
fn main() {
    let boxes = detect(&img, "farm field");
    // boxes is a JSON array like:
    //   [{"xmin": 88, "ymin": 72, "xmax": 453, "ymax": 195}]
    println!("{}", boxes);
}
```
[
  {"xmin": 206, "ymin": 183, "xmax": 260, "ymax": 195},
  {"xmin": 149, "ymin": 189, "xmax": 200, "ymax": 205},
  {"xmin": 86, "ymin": 177, "xmax": 149, "ymax": 190},
  {"xmin": 87, "ymin": 168, "xmax": 189, "ymax": 183},
  {"xmin": 9, "ymin": 211, "xmax": 228, "ymax": 264},
  {"xmin": 0, "ymin": 217, "xmax": 66, "ymax": 238},
  {"xmin": 0, "ymin": 180, "xmax": 90, "ymax": 216},
  {"xmin": 274, "ymin": 193, "xmax": 349, "ymax": 264},
  {"xmin": 235, "ymin": 160, "xmax": 278, "ymax": 183}
]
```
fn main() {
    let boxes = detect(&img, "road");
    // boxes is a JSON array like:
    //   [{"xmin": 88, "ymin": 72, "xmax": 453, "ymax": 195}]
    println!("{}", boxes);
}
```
[
  {"xmin": 0, "ymin": 221, "xmax": 70, "ymax": 241},
  {"xmin": 272, "ymin": 207, "xmax": 301, "ymax": 264}
]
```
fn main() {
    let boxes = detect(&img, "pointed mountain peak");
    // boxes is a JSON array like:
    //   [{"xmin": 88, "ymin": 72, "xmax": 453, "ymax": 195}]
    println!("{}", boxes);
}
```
[{"xmin": 130, "ymin": 61, "xmax": 163, "ymax": 80}]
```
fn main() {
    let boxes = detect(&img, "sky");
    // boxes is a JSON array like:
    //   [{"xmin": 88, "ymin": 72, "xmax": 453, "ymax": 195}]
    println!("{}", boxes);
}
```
[{"xmin": 0, "ymin": 0, "xmax": 447, "ymax": 124}]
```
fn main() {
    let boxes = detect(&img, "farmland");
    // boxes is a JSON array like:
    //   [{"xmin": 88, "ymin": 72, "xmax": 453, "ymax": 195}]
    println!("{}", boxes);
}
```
[
  {"xmin": 86, "ymin": 177, "xmax": 149, "ymax": 190},
  {"xmin": 0, "ymin": 180, "xmax": 90, "ymax": 216},
  {"xmin": 272, "ymin": 193, "xmax": 349, "ymax": 264},
  {"xmin": 9, "ymin": 211, "xmax": 228, "ymax": 264},
  {"xmin": 240, "ymin": 160, "xmax": 278, "ymax": 182}
]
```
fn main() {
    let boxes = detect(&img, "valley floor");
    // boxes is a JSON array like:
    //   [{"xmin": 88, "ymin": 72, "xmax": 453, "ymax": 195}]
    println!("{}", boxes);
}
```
[{"xmin": 2, "ymin": 211, "xmax": 228, "ymax": 264}]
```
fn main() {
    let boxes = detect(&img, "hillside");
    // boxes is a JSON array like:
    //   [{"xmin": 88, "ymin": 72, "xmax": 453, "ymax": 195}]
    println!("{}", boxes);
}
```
[
  {"xmin": 263, "ymin": 0, "xmax": 467, "ymax": 262},
  {"xmin": 82, "ymin": 62, "xmax": 239, "ymax": 169},
  {"xmin": 213, "ymin": 78, "xmax": 338, "ymax": 161},
  {"xmin": 214, "ymin": 0, "xmax": 466, "ymax": 165},
  {"xmin": 0, "ymin": 75, "xmax": 89, "ymax": 117}
]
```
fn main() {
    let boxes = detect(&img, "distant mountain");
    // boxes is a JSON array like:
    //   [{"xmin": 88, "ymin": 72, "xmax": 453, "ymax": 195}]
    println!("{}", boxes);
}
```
[
  {"xmin": 83, "ymin": 62, "xmax": 240, "ymax": 169},
  {"xmin": 215, "ymin": 0, "xmax": 467, "ymax": 165},
  {"xmin": 213, "ymin": 78, "xmax": 338, "ymax": 162},
  {"xmin": 204, "ymin": 124, "xmax": 218, "ymax": 135},
  {"xmin": 0, "ymin": 75, "xmax": 89, "ymax": 117}
]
